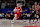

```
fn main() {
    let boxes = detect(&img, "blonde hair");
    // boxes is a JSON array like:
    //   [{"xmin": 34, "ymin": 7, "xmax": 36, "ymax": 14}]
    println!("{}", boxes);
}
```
[{"xmin": 34, "ymin": 2, "xmax": 37, "ymax": 4}]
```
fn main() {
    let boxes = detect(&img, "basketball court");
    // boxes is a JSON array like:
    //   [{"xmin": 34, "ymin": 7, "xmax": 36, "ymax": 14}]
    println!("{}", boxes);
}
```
[{"xmin": 0, "ymin": 19, "xmax": 40, "ymax": 27}]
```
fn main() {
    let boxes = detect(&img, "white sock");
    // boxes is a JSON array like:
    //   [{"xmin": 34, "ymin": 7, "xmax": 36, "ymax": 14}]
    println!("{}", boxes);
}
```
[{"xmin": 11, "ymin": 20, "xmax": 14, "ymax": 24}]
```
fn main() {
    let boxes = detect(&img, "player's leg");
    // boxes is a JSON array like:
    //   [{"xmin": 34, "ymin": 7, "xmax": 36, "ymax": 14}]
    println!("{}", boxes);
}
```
[
  {"xmin": 13, "ymin": 13, "xmax": 20, "ymax": 23},
  {"xmin": 13, "ymin": 14, "xmax": 18, "ymax": 23},
  {"xmin": 36, "ymin": 15, "xmax": 39, "ymax": 23},
  {"xmin": 29, "ymin": 17, "xmax": 31, "ymax": 24},
  {"xmin": 32, "ymin": 17, "xmax": 35, "ymax": 24},
  {"xmin": 11, "ymin": 14, "xmax": 17, "ymax": 24},
  {"xmin": 36, "ymin": 18, "xmax": 39, "ymax": 23},
  {"xmin": 29, "ymin": 15, "xmax": 32, "ymax": 24}
]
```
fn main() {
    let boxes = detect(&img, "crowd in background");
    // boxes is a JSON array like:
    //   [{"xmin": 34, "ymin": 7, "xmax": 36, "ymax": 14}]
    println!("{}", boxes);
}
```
[
  {"xmin": 0, "ymin": 0, "xmax": 40, "ymax": 8},
  {"xmin": 0, "ymin": 0, "xmax": 40, "ymax": 20}
]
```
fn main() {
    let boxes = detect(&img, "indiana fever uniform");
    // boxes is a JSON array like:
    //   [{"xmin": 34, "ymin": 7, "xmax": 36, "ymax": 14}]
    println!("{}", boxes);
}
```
[{"xmin": 14, "ymin": 7, "xmax": 21, "ymax": 18}]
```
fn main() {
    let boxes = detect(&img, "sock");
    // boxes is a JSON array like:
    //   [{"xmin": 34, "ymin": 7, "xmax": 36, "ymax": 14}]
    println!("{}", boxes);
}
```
[{"xmin": 11, "ymin": 20, "xmax": 14, "ymax": 24}]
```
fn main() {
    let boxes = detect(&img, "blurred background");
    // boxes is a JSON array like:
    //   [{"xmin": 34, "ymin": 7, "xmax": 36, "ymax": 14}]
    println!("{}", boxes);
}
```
[{"xmin": 0, "ymin": 0, "xmax": 40, "ymax": 20}]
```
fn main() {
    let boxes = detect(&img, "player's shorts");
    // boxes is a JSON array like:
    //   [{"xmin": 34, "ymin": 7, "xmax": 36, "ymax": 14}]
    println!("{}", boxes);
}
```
[{"xmin": 14, "ymin": 13, "xmax": 20, "ymax": 18}]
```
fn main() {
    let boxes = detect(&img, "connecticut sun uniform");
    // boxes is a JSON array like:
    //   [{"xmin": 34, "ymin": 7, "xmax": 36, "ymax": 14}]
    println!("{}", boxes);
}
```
[
  {"xmin": 39, "ymin": 5, "xmax": 40, "ymax": 12},
  {"xmin": 14, "ymin": 7, "xmax": 21, "ymax": 18}
]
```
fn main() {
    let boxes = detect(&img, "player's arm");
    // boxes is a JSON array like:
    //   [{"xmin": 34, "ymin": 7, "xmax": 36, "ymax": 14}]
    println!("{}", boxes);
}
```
[
  {"xmin": 13, "ymin": 8, "xmax": 15, "ymax": 12},
  {"xmin": 37, "ymin": 5, "xmax": 39, "ymax": 10},
  {"xmin": 14, "ymin": 7, "xmax": 17, "ymax": 13},
  {"xmin": 20, "ymin": 7, "xmax": 22, "ymax": 12}
]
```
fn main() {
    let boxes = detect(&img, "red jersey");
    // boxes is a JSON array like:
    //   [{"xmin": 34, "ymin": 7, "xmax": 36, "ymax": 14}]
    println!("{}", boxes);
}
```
[
  {"xmin": 39, "ymin": 6, "xmax": 40, "ymax": 12},
  {"xmin": 14, "ymin": 7, "xmax": 21, "ymax": 14},
  {"xmin": 14, "ymin": 7, "xmax": 21, "ymax": 18}
]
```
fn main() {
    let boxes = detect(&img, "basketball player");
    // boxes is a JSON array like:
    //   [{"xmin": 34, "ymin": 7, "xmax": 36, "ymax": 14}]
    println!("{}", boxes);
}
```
[
  {"xmin": 34, "ymin": 2, "xmax": 39, "ymax": 23},
  {"xmin": 31, "ymin": 5, "xmax": 35, "ymax": 23},
  {"xmin": 11, "ymin": 3, "xmax": 22, "ymax": 24}
]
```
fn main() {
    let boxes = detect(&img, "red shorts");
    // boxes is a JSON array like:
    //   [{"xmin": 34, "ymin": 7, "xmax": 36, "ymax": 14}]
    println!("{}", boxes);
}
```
[
  {"xmin": 39, "ymin": 9, "xmax": 40, "ymax": 12},
  {"xmin": 14, "ymin": 13, "xmax": 20, "ymax": 18}
]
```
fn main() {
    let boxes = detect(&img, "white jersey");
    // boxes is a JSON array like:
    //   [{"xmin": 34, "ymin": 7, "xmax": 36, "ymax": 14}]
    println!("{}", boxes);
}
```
[
  {"xmin": 35, "ymin": 5, "xmax": 38, "ymax": 9},
  {"xmin": 27, "ymin": 14, "xmax": 30, "ymax": 17}
]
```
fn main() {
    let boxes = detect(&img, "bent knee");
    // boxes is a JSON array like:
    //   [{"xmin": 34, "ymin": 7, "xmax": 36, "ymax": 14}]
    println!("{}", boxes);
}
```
[{"xmin": 14, "ymin": 17, "xmax": 17, "ymax": 18}]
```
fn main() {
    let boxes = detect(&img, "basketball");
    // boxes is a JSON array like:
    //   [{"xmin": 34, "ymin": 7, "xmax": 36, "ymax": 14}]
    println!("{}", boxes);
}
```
[{"xmin": 14, "ymin": 9, "xmax": 17, "ymax": 12}]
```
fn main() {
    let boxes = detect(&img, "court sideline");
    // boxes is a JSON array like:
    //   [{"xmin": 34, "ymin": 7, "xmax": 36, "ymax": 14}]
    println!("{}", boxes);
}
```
[{"xmin": 0, "ymin": 19, "xmax": 40, "ymax": 27}]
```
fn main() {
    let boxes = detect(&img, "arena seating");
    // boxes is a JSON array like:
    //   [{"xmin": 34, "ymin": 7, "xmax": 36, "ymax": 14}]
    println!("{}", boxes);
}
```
[{"xmin": 0, "ymin": 8, "xmax": 30, "ymax": 14}]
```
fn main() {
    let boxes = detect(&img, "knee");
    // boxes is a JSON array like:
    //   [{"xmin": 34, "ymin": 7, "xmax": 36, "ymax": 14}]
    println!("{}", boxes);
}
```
[{"xmin": 14, "ymin": 16, "xmax": 17, "ymax": 18}]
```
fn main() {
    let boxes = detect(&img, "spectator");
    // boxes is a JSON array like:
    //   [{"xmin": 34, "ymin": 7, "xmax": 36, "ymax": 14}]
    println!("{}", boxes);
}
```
[
  {"xmin": 25, "ymin": 9, "xmax": 28, "ymax": 14},
  {"xmin": 28, "ymin": 8, "xmax": 32, "ymax": 13},
  {"xmin": 27, "ymin": 2, "xmax": 30, "ymax": 8},
  {"xmin": 1, "ymin": 1, "xmax": 7, "ymax": 9},
  {"xmin": 0, "ymin": 13, "xmax": 3, "ymax": 17},
  {"xmin": 27, "ymin": 13, "xmax": 30, "ymax": 18},
  {"xmin": 6, "ymin": 13, "xmax": 10, "ymax": 17},
  {"xmin": 7, "ymin": 3, "xmax": 10, "ymax": 8},
  {"xmin": 2, "ymin": 13, "xmax": 4, "ymax": 17}
]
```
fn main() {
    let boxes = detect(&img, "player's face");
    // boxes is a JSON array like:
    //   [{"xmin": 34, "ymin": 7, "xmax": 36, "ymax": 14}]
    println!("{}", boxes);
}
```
[
  {"xmin": 32, "ymin": 5, "xmax": 34, "ymax": 8},
  {"xmin": 17, "ymin": 4, "xmax": 19, "ymax": 7},
  {"xmin": 35, "ymin": 2, "xmax": 37, "ymax": 5}
]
